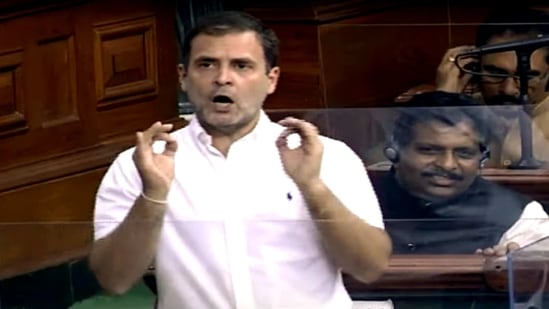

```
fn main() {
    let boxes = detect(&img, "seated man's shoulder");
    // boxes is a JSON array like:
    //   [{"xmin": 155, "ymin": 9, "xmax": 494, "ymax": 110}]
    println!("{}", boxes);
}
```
[{"xmin": 479, "ymin": 177, "xmax": 533, "ymax": 208}]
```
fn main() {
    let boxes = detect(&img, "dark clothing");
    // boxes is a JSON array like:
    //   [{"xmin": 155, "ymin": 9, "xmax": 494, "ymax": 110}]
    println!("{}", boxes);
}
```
[{"xmin": 373, "ymin": 171, "xmax": 532, "ymax": 254}]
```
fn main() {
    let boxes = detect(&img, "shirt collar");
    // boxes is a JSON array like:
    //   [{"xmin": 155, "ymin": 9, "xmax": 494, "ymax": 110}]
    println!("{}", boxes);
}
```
[{"xmin": 188, "ymin": 110, "xmax": 272, "ymax": 146}]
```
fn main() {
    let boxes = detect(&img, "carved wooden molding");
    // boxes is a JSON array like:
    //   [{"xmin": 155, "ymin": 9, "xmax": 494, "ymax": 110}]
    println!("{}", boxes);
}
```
[
  {"xmin": 0, "ymin": 47, "xmax": 27, "ymax": 137},
  {"xmin": 0, "ymin": 135, "xmax": 131, "ymax": 192},
  {"xmin": 243, "ymin": 0, "xmax": 408, "ymax": 23},
  {"xmin": 37, "ymin": 34, "xmax": 79, "ymax": 128},
  {"xmin": 0, "ymin": 0, "xmax": 85, "ymax": 23},
  {"xmin": 481, "ymin": 168, "xmax": 549, "ymax": 183},
  {"xmin": 312, "ymin": 0, "xmax": 407, "ymax": 23},
  {"xmin": 94, "ymin": 15, "xmax": 158, "ymax": 110},
  {"xmin": 344, "ymin": 254, "xmax": 549, "ymax": 294},
  {"xmin": 345, "ymin": 255, "xmax": 488, "ymax": 292},
  {"xmin": 0, "ymin": 116, "xmax": 186, "ymax": 192}
]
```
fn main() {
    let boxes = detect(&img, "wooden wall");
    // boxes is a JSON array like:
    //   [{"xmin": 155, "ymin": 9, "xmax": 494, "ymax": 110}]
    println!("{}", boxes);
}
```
[{"xmin": 0, "ymin": 0, "xmax": 179, "ymax": 279}]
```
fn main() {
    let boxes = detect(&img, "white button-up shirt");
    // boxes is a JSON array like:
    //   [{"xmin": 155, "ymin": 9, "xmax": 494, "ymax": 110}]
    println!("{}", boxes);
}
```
[{"xmin": 94, "ymin": 111, "xmax": 385, "ymax": 309}]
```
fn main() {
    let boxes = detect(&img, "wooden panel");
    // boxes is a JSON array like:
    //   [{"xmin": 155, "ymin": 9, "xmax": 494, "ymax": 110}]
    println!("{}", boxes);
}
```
[
  {"xmin": 334, "ymin": 2, "xmax": 448, "ymax": 24},
  {"xmin": 0, "ymin": 0, "xmax": 179, "ymax": 280},
  {"xmin": 94, "ymin": 15, "xmax": 157, "ymax": 108},
  {"xmin": 0, "ymin": 48, "xmax": 25, "ymax": 136},
  {"xmin": 94, "ymin": 2, "xmax": 177, "ymax": 138},
  {"xmin": 319, "ymin": 23, "xmax": 449, "ymax": 108},
  {"xmin": 0, "ymin": 7, "xmax": 95, "ymax": 169},
  {"xmin": 0, "ymin": 1, "xmax": 83, "ymax": 22},
  {"xmin": 263, "ymin": 24, "xmax": 324, "ymax": 109},
  {"xmin": 37, "ymin": 35, "xmax": 78, "ymax": 128},
  {"xmin": 241, "ymin": 0, "xmax": 416, "ymax": 23},
  {"xmin": 0, "ymin": 168, "xmax": 106, "ymax": 278}
]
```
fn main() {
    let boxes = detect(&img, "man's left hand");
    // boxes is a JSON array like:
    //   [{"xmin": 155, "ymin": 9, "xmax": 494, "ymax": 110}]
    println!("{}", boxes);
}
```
[
  {"xmin": 475, "ymin": 242, "xmax": 520, "ymax": 257},
  {"xmin": 276, "ymin": 117, "xmax": 323, "ymax": 188}
]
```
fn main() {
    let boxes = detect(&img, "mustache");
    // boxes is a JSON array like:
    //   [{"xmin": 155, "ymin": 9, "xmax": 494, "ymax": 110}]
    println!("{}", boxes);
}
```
[
  {"xmin": 484, "ymin": 95, "xmax": 520, "ymax": 105},
  {"xmin": 421, "ymin": 168, "xmax": 464, "ymax": 181}
]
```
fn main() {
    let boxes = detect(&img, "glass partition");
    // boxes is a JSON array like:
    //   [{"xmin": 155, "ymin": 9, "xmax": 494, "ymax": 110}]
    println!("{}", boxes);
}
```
[
  {"xmin": 3, "ymin": 109, "xmax": 549, "ymax": 307},
  {"xmin": 2, "ymin": 220, "xmax": 548, "ymax": 308},
  {"xmin": 507, "ymin": 235, "xmax": 549, "ymax": 309},
  {"xmin": 293, "ymin": 105, "xmax": 549, "ymax": 170}
]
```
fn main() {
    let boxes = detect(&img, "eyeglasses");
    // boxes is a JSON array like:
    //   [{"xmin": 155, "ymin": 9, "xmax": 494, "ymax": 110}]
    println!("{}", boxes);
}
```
[
  {"xmin": 479, "ymin": 69, "xmax": 549, "ymax": 87},
  {"xmin": 454, "ymin": 57, "xmax": 549, "ymax": 87}
]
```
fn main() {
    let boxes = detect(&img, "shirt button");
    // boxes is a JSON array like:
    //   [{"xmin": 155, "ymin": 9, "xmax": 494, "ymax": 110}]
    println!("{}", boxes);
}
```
[{"xmin": 407, "ymin": 243, "xmax": 416, "ymax": 251}]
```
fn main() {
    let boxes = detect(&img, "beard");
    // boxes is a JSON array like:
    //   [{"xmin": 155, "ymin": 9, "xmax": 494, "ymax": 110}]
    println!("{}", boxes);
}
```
[{"xmin": 484, "ymin": 94, "xmax": 520, "ymax": 106}]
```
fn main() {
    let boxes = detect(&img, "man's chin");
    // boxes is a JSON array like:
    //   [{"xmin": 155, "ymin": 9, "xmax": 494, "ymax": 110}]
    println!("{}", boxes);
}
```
[{"xmin": 422, "ymin": 186, "xmax": 459, "ymax": 201}]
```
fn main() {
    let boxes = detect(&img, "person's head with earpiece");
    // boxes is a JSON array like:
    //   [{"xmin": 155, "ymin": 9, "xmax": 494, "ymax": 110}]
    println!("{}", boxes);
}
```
[{"xmin": 386, "ymin": 91, "xmax": 492, "ymax": 202}]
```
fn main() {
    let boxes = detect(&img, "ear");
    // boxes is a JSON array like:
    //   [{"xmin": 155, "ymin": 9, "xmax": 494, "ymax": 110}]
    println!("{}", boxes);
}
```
[
  {"xmin": 177, "ymin": 64, "xmax": 187, "ymax": 92},
  {"xmin": 266, "ymin": 66, "xmax": 280, "ymax": 94}
]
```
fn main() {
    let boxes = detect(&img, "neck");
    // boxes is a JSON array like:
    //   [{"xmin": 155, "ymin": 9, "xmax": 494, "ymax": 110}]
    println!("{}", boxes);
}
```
[
  {"xmin": 202, "ymin": 115, "xmax": 261, "ymax": 156},
  {"xmin": 532, "ymin": 93, "xmax": 549, "ymax": 116}
]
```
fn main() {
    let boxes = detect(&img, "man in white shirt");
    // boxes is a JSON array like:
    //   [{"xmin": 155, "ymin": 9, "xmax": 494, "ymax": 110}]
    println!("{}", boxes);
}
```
[
  {"xmin": 89, "ymin": 10, "xmax": 391, "ymax": 308},
  {"xmin": 377, "ymin": 91, "xmax": 549, "ymax": 256}
]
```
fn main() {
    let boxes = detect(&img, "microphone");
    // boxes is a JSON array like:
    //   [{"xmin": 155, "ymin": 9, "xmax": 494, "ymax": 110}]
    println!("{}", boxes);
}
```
[
  {"xmin": 456, "ymin": 35, "xmax": 549, "ymax": 169},
  {"xmin": 458, "ymin": 35, "xmax": 549, "ymax": 57}
]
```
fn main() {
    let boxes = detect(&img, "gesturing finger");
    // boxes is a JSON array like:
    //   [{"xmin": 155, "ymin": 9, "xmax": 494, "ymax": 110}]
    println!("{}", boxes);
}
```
[
  {"xmin": 276, "ymin": 127, "xmax": 298, "ymax": 150},
  {"xmin": 141, "ymin": 122, "xmax": 174, "ymax": 145},
  {"xmin": 135, "ymin": 122, "xmax": 177, "ymax": 159},
  {"xmin": 278, "ymin": 117, "xmax": 320, "ymax": 147}
]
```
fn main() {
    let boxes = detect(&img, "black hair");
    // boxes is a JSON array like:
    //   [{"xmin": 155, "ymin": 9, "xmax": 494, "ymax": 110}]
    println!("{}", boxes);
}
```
[
  {"xmin": 180, "ymin": 10, "xmax": 279, "ymax": 72},
  {"xmin": 475, "ymin": 7, "xmax": 549, "ymax": 63},
  {"xmin": 391, "ymin": 92, "xmax": 491, "ymax": 150}
]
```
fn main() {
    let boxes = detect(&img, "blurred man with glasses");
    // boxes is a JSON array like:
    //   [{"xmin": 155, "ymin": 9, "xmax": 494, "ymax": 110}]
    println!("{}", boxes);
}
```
[{"xmin": 436, "ymin": 6, "xmax": 549, "ymax": 166}]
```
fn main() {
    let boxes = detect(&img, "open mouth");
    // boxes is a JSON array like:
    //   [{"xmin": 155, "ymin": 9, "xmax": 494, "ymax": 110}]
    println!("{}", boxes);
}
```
[{"xmin": 212, "ymin": 95, "xmax": 234, "ymax": 104}]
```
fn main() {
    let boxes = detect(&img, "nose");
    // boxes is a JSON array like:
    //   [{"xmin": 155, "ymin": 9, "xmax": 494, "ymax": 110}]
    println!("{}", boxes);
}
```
[
  {"xmin": 499, "ymin": 77, "xmax": 520, "ymax": 97},
  {"xmin": 214, "ymin": 65, "xmax": 233, "ymax": 86},
  {"xmin": 435, "ymin": 151, "xmax": 458, "ymax": 171}
]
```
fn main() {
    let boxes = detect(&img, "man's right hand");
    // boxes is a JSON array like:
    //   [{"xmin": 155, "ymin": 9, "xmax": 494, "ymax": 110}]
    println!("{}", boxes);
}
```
[
  {"xmin": 132, "ymin": 121, "xmax": 178, "ymax": 201},
  {"xmin": 435, "ymin": 45, "xmax": 476, "ymax": 93}
]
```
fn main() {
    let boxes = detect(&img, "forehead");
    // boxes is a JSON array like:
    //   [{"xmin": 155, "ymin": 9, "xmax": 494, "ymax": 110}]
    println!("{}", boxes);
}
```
[
  {"xmin": 410, "ymin": 120, "xmax": 479, "ymax": 147},
  {"xmin": 189, "ymin": 31, "xmax": 265, "ymax": 61},
  {"xmin": 482, "ymin": 34, "xmax": 548, "ymax": 71}
]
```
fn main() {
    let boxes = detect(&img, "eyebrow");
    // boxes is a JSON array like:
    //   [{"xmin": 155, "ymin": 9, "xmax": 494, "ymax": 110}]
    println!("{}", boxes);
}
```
[
  {"xmin": 483, "ymin": 64, "xmax": 541, "ymax": 75},
  {"xmin": 231, "ymin": 57, "xmax": 256, "ymax": 64},
  {"xmin": 193, "ymin": 56, "xmax": 217, "ymax": 63}
]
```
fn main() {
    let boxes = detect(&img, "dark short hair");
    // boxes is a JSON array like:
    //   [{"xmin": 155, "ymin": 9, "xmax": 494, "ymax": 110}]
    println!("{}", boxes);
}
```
[
  {"xmin": 180, "ymin": 11, "xmax": 279, "ymax": 72},
  {"xmin": 475, "ymin": 7, "xmax": 549, "ymax": 63},
  {"xmin": 391, "ymin": 92, "xmax": 491, "ymax": 150}
]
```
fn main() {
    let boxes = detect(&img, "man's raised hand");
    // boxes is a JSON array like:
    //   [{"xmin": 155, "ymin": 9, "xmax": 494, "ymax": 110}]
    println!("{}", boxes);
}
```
[{"xmin": 133, "ymin": 122, "xmax": 178, "ymax": 200}]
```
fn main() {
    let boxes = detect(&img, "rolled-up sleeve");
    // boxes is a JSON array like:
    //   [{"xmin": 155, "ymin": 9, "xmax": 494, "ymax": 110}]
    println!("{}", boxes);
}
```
[
  {"xmin": 498, "ymin": 201, "xmax": 549, "ymax": 248},
  {"xmin": 320, "ymin": 139, "xmax": 385, "ymax": 229},
  {"xmin": 94, "ymin": 148, "xmax": 141, "ymax": 241}
]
